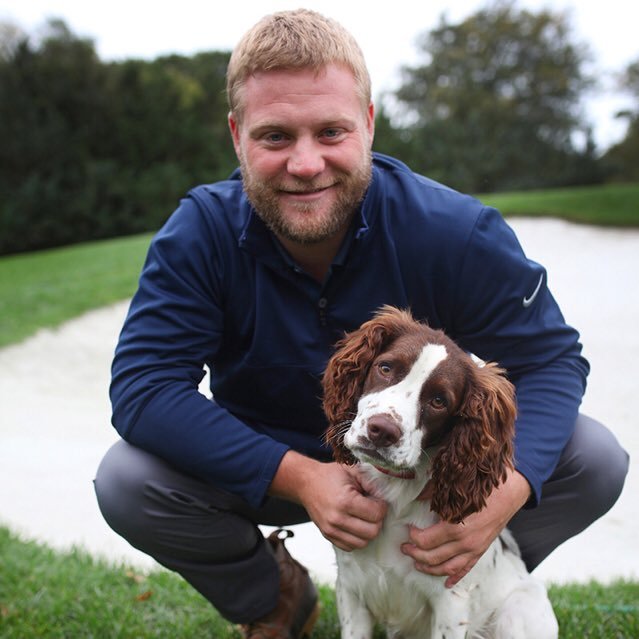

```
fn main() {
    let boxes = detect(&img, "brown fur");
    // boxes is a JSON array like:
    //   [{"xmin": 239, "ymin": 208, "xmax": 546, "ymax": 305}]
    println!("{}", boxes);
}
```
[{"xmin": 323, "ymin": 306, "xmax": 516, "ymax": 523}]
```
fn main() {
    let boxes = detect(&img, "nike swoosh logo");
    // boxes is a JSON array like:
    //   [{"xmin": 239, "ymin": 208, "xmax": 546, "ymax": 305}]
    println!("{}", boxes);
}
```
[{"xmin": 523, "ymin": 274, "xmax": 544, "ymax": 308}]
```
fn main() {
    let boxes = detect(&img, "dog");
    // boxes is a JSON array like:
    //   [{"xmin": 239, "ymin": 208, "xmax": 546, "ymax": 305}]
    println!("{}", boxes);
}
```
[{"xmin": 322, "ymin": 306, "xmax": 558, "ymax": 639}]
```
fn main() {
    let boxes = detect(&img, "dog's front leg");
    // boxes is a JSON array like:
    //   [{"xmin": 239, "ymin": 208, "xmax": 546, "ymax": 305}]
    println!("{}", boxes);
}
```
[
  {"xmin": 336, "ymin": 577, "xmax": 375, "ymax": 639},
  {"xmin": 428, "ymin": 591, "xmax": 471, "ymax": 639}
]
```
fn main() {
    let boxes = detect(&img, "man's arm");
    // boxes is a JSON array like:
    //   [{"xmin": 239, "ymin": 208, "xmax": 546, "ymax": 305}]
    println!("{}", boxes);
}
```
[
  {"xmin": 448, "ymin": 206, "xmax": 589, "ymax": 503},
  {"xmin": 270, "ymin": 450, "xmax": 387, "ymax": 551},
  {"xmin": 397, "ymin": 205, "xmax": 586, "ymax": 586},
  {"xmin": 110, "ymin": 194, "xmax": 291, "ymax": 509}
]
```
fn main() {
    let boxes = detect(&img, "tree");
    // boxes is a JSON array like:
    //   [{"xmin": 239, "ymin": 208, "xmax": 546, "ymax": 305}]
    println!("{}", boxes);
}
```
[
  {"xmin": 0, "ymin": 19, "xmax": 109, "ymax": 252},
  {"xmin": 0, "ymin": 19, "xmax": 235, "ymax": 254},
  {"xmin": 392, "ymin": 1, "xmax": 599, "ymax": 192},
  {"xmin": 603, "ymin": 58, "xmax": 639, "ymax": 181},
  {"xmin": 372, "ymin": 102, "xmax": 415, "ymax": 162}
]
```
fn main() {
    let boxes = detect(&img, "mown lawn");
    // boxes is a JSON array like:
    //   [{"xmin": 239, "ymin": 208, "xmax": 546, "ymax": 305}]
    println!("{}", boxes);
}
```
[
  {"xmin": 480, "ymin": 182, "xmax": 639, "ymax": 227},
  {"xmin": 0, "ymin": 233, "xmax": 150, "ymax": 348},
  {"xmin": 0, "ymin": 528, "xmax": 637, "ymax": 638}
]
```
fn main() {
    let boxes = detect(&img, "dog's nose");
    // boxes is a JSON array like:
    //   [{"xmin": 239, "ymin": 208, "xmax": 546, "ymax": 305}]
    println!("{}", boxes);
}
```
[{"xmin": 367, "ymin": 415, "xmax": 401, "ymax": 448}]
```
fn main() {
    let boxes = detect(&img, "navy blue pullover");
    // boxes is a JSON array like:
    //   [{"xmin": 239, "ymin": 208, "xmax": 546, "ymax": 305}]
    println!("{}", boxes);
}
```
[{"xmin": 110, "ymin": 154, "xmax": 589, "ymax": 508}]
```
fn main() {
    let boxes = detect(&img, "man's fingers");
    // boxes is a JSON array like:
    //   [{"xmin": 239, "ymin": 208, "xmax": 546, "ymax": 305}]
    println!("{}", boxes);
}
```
[
  {"xmin": 326, "ymin": 529, "xmax": 368, "ymax": 552},
  {"xmin": 400, "ymin": 539, "xmax": 461, "ymax": 569},
  {"xmin": 323, "ymin": 516, "xmax": 382, "ymax": 551},
  {"xmin": 341, "ymin": 506, "xmax": 385, "ymax": 540},
  {"xmin": 444, "ymin": 566, "xmax": 472, "ymax": 589},
  {"xmin": 301, "ymin": 462, "xmax": 389, "ymax": 550},
  {"xmin": 348, "ymin": 490, "xmax": 387, "ymax": 523},
  {"xmin": 406, "ymin": 521, "xmax": 461, "ymax": 551},
  {"xmin": 402, "ymin": 540, "xmax": 478, "ymax": 588}
]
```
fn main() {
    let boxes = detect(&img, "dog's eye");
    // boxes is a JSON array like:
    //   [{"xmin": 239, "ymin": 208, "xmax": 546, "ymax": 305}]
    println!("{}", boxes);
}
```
[
  {"xmin": 430, "ymin": 396, "xmax": 447, "ymax": 410},
  {"xmin": 378, "ymin": 362, "xmax": 392, "ymax": 375}
]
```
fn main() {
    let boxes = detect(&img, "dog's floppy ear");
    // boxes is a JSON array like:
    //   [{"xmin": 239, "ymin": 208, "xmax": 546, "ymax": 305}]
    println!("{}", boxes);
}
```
[
  {"xmin": 322, "ymin": 306, "xmax": 414, "ymax": 464},
  {"xmin": 430, "ymin": 361, "xmax": 516, "ymax": 523}
]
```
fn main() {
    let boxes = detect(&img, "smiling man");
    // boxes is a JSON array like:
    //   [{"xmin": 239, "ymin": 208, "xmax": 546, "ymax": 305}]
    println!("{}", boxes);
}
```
[
  {"xmin": 228, "ymin": 64, "xmax": 374, "ymax": 282},
  {"xmin": 94, "ymin": 10, "xmax": 628, "ymax": 639}
]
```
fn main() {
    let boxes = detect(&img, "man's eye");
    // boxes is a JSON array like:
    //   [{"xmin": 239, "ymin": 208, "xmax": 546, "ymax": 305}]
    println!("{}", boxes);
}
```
[
  {"xmin": 322, "ymin": 128, "xmax": 343, "ymax": 141},
  {"xmin": 265, "ymin": 132, "xmax": 286, "ymax": 144}
]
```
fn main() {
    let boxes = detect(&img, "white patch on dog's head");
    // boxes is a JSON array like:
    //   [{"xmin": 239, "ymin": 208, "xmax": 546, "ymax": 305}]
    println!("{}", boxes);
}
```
[{"xmin": 344, "ymin": 343, "xmax": 448, "ymax": 469}]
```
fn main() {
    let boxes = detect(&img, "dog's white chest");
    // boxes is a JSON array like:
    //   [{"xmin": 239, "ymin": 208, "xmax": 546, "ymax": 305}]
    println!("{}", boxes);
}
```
[{"xmin": 335, "ymin": 504, "xmax": 444, "ymax": 635}]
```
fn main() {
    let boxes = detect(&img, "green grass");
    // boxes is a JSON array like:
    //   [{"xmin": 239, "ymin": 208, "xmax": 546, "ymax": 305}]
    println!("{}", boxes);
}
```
[
  {"xmin": 0, "ymin": 528, "xmax": 636, "ymax": 638},
  {"xmin": 549, "ymin": 581, "xmax": 639, "ymax": 638},
  {"xmin": 0, "ymin": 233, "xmax": 151, "ymax": 348},
  {"xmin": 479, "ymin": 182, "xmax": 639, "ymax": 227}
]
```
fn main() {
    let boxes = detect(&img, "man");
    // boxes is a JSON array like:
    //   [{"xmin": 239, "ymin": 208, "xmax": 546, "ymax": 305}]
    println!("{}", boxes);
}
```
[{"xmin": 95, "ymin": 10, "xmax": 629, "ymax": 638}]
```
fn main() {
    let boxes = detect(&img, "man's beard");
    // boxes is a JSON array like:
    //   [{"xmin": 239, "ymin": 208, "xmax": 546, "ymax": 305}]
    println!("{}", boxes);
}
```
[{"xmin": 239, "ymin": 151, "xmax": 372, "ymax": 245}]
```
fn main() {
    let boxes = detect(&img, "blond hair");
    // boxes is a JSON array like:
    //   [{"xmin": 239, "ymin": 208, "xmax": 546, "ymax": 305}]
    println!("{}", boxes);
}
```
[{"xmin": 227, "ymin": 9, "xmax": 371, "ymax": 120}]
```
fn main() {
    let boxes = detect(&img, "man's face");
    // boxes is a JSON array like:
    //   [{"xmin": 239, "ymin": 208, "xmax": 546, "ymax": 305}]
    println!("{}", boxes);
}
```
[{"xmin": 228, "ymin": 65, "xmax": 374, "ymax": 246}]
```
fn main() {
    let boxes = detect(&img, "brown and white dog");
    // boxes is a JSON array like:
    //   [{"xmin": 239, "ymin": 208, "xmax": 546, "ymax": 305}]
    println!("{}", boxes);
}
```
[{"xmin": 323, "ymin": 306, "xmax": 558, "ymax": 639}]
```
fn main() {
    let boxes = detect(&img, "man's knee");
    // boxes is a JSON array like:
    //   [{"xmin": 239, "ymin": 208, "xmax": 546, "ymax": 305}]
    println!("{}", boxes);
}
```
[
  {"xmin": 94, "ymin": 439, "xmax": 158, "ymax": 542},
  {"xmin": 509, "ymin": 414, "xmax": 629, "ymax": 571},
  {"xmin": 560, "ymin": 414, "xmax": 629, "ymax": 519},
  {"xmin": 94, "ymin": 439, "xmax": 262, "ymax": 562}
]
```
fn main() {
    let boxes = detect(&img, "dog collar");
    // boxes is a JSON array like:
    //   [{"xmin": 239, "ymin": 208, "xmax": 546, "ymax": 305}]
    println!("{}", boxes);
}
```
[{"xmin": 373, "ymin": 465, "xmax": 416, "ymax": 480}]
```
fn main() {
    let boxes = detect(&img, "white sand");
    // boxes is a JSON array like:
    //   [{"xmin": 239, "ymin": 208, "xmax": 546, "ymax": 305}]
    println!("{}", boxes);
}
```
[{"xmin": 1, "ymin": 218, "xmax": 637, "ymax": 585}]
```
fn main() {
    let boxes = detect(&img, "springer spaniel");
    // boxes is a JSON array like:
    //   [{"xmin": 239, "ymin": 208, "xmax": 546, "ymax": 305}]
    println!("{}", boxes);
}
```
[{"xmin": 323, "ymin": 307, "xmax": 558, "ymax": 639}]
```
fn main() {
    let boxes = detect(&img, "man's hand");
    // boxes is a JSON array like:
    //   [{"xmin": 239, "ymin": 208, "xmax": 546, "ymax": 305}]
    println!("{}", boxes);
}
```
[
  {"xmin": 270, "ymin": 450, "xmax": 387, "ymax": 551},
  {"xmin": 400, "ymin": 470, "xmax": 531, "ymax": 588}
]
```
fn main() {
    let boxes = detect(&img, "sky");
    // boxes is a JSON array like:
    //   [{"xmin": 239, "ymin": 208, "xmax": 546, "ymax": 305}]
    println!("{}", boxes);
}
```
[{"xmin": 2, "ymin": 0, "xmax": 638, "ymax": 150}]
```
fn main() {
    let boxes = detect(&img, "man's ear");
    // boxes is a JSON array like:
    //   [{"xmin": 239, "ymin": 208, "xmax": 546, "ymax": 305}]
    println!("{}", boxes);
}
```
[
  {"xmin": 228, "ymin": 111, "xmax": 242, "ymax": 158},
  {"xmin": 366, "ymin": 102, "xmax": 375, "ymax": 147}
]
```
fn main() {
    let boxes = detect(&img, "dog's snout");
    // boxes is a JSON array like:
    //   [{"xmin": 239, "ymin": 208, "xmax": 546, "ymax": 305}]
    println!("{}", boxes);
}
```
[{"xmin": 367, "ymin": 415, "xmax": 401, "ymax": 448}]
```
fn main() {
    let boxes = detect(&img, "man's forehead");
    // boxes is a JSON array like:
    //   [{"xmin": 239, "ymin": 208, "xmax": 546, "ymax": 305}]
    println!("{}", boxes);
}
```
[
  {"xmin": 235, "ymin": 65, "xmax": 368, "ymax": 120},
  {"xmin": 243, "ymin": 66, "xmax": 357, "ymax": 97}
]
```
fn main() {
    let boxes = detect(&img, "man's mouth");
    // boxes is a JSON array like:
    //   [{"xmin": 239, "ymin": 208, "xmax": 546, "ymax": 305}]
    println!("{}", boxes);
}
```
[{"xmin": 279, "ymin": 182, "xmax": 336, "ymax": 196}]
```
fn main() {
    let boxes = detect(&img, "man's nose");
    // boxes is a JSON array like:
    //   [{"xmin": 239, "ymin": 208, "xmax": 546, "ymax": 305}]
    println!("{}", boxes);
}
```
[{"xmin": 286, "ymin": 138, "xmax": 325, "ymax": 179}]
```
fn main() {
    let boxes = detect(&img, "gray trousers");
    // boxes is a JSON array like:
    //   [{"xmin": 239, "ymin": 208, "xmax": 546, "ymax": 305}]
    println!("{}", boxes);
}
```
[{"xmin": 94, "ymin": 414, "xmax": 628, "ymax": 624}]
